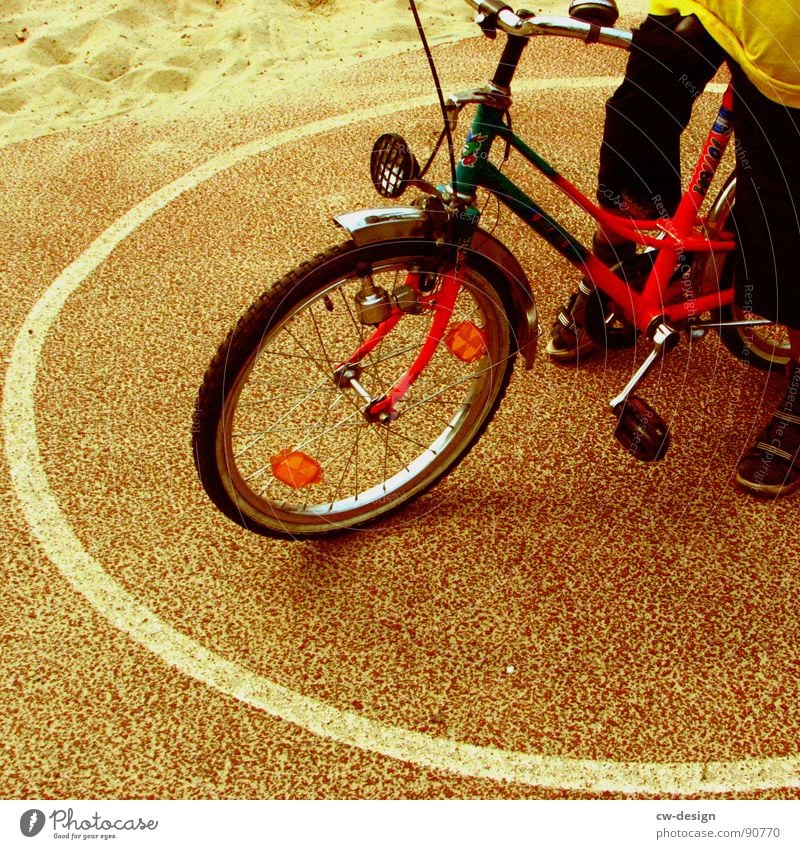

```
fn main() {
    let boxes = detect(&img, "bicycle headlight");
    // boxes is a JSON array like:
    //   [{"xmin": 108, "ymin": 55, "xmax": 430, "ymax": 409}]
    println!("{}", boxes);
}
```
[{"xmin": 370, "ymin": 133, "xmax": 420, "ymax": 199}]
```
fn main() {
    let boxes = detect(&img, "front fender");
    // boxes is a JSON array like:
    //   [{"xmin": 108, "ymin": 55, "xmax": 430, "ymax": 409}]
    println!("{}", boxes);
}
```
[{"xmin": 334, "ymin": 207, "xmax": 539, "ymax": 369}]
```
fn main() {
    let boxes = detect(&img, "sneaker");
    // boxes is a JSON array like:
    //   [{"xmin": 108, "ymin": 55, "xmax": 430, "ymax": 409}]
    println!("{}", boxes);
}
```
[
  {"xmin": 736, "ymin": 361, "xmax": 800, "ymax": 496},
  {"xmin": 546, "ymin": 236, "xmax": 636, "ymax": 363},
  {"xmin": 545, "ymin": 279, "xmax": 599, "ymax": 362}
]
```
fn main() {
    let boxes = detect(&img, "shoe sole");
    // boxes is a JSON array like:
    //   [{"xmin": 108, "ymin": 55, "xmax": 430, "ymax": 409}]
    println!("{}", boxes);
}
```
[
  {"xmin": 545, "ymin": 337, "xmax": 599, "ymax": 362},
  {"xmin": 734, "ymin": 470, "xmax": 800, "ymax": 497}
]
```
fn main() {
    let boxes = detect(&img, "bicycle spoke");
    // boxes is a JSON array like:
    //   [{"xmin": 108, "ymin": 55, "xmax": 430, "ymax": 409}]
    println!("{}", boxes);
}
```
[
  {"xmin": 234, "ymin": 385, "xmax": 330, "ymax": 458},
  {"xmin": 379, "ymin": 423, "xmax": 445, "ymax": 453}
]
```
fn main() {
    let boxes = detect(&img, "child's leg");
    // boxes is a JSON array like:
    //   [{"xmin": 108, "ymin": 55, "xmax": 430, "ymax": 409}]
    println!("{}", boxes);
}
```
[
  {"xmin": 729, "ymin": 63, "xmax": 800, "ymax": 495},
  {"xmin": 598, "ymin": 13, "xmax": 725, "ymax": 222},
  {"xmin": 548, "ymin": 14, "xmax": 724, "ymax": 362}
]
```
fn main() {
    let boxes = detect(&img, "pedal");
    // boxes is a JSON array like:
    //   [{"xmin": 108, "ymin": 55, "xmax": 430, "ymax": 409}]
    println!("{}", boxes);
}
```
[
  {"xmin": 583, "ymin": 251, "xmax": 652, "ymax": 350},
  {"xmin": 612, "ymin": 395, "xmax": 670, "ymax": 462}
]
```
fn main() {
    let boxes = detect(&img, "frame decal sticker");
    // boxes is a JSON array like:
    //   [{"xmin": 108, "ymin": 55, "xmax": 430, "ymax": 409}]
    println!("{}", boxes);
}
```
[{"xmin": 460, "ymin": 130, "xmax": 488, "ymax": 167}]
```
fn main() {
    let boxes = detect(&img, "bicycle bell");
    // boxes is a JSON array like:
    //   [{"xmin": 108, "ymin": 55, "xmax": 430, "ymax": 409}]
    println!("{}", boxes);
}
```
[{"xmin": 568, "ymin": 0, "xmax": 619, "ymax": 27}]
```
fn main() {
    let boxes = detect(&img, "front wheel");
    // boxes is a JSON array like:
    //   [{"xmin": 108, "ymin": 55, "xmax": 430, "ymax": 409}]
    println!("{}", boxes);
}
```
[{"xmin": 192, "ymin": 240, "xmax": 517, "ymax": 538}]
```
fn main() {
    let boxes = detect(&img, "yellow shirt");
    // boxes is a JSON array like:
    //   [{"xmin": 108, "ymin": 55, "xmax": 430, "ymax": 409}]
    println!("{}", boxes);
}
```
[{"xmin": 649, "ymin": 0, "xmax": 800, "ymax": 106}]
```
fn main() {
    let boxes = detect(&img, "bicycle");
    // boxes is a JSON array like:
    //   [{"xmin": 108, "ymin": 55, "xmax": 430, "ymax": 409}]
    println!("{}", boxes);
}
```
[{"xmin": 192, "ymin": 0, "xmax": 791, "ymax": 538}]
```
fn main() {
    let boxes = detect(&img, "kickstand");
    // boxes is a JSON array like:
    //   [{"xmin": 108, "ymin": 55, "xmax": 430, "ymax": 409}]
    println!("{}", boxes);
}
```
[{"xmin": 608, "ymin": 323, "xmax": 680, "ymax": 462}]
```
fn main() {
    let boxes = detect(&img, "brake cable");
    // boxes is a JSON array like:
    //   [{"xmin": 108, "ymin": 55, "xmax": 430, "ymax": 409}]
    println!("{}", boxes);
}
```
[{"xmin": 408, "ymin": 0, "xmax": 459, "ymax": 196}]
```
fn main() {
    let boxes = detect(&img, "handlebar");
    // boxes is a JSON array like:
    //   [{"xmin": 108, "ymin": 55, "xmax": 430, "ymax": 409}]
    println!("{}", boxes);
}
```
[{"xmin": 463, "ymin": 0, "xmax": 633, "ymax": 50}]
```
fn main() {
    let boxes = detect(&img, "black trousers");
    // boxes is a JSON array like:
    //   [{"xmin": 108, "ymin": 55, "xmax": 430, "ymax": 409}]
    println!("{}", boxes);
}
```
[{"xmin": 598, "ymin": 14, "xmax": 800, "ymax": 328}]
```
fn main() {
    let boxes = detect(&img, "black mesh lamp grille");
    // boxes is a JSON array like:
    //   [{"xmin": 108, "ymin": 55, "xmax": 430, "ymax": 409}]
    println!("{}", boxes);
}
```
[{"xmin": 370, "ymin": 133, "xmax": 420, "ymax": 199}]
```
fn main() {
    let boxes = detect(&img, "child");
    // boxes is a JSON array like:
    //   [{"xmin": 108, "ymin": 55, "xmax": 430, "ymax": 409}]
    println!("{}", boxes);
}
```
[{"xmin": 552, "ymin": 1, "xmax": 800, "ymax": 496}]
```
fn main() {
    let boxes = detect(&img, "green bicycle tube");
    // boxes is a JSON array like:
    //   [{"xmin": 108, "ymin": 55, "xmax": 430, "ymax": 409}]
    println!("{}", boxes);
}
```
[
  {"xmin": 497, "ymin": 125, "xmax": 560, "ymax": 179},
  {"xmin": 453, "ymin": 103, "xmax": 505, "ymax": 197},
  {"xmin": 480, "ymin": 161, "xmax": 588, "ymax": 265},
  {"xmin": 456, "ymin": 106, "xmax": 588, "ymax": 265}
]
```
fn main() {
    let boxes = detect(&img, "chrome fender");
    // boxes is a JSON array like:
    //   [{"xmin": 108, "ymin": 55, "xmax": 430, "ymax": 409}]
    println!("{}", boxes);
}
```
[{"xmin": 334, "ymin": 207, "xmax": 539, "ymax": 369}]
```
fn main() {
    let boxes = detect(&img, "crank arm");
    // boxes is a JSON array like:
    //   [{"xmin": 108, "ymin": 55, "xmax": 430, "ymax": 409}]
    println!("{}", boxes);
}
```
[{"xmin": 609, "ymin": 323, "xmax": 680, "ymax": 411}]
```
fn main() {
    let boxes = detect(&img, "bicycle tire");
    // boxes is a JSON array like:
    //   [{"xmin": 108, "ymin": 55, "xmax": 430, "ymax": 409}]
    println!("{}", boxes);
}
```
[
  {"xmin": 192, "ymin": 239, "xmax": 517, "ymax": 538},
  {"xmin": 709, "ymin": 184, "xmax": 792, "ymax": 369},
  {"xmin": 716, "ymin": 265, "xmax": 792, "ymax": 370}
]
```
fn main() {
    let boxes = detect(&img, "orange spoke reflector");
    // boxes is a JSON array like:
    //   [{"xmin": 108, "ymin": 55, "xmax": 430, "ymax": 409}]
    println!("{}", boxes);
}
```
[
  {"xmin": 445, "ymin": 321, "xmax": 487, "ymax": 363},
  {"xmin": 271, "ymin": 449, "xmax": 324, "ymax": 489}
]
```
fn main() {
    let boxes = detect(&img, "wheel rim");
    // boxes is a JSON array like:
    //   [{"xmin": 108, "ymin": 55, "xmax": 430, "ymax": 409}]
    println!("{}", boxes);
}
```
[{"xmin": 217, "ymin": 255, "xmax": 511, "ymax": 534}]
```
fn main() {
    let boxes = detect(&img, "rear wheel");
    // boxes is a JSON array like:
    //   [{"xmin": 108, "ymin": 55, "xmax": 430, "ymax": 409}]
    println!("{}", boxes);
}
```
[
  {"xmin": 718, "ymin": 293, "xmax": 792, "ymax": 369},
  {"xmin": 192, "ymin": 240, "xmax": 517, "ymax": 538}
]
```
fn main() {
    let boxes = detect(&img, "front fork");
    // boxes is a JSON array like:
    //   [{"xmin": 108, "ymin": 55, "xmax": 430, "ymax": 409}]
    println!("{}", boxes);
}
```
[
  {"xmin": 363, "ymin": 266, "xmax": 464, "ymax": 423},
  {"xmin": 335, "ymin": 259, "xmax": 466, "ymax": 424}
]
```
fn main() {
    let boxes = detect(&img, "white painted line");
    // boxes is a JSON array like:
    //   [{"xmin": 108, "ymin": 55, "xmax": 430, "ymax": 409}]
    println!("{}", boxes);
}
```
[{"xmin": 7, "ymin": 81, "xmax": 784, "ymax": 795}]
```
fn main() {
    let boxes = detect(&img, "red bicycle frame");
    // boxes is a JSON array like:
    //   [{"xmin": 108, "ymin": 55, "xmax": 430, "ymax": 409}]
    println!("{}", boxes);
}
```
[
  {"xmin": 343, "ymin": 64, "xmax": 738, "ymax": 421},
  {"xmin": 567, "ymin": 84, "xmax": 736, "ymax": 334}
]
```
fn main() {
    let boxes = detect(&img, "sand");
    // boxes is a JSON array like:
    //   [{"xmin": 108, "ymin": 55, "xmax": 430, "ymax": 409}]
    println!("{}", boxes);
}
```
[{"xmin": 0, "ymin": 0, "xmax": 651, "ymax": 146}]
